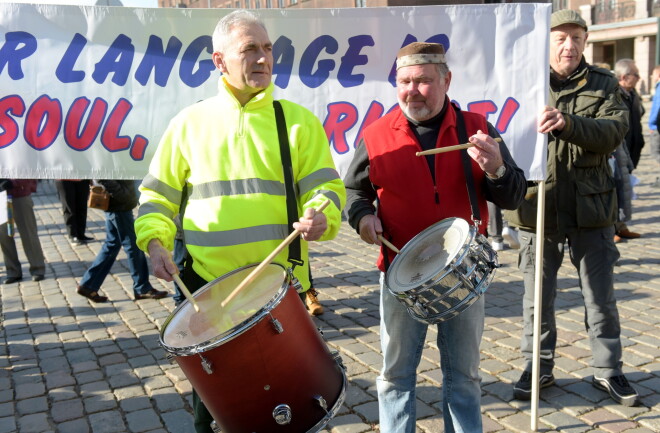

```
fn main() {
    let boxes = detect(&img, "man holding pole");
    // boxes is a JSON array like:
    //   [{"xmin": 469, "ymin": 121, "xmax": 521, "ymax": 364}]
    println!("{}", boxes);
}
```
[
  {"xmin": 134, "ymin": 10, "xmax": 345, "ymax": 433},
  {"xmin": 505, "ymin": 10, "xmax": 638, "ymax": 406}
]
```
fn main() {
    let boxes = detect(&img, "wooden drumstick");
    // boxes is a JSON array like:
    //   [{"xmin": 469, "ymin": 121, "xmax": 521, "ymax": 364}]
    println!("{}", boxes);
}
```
[
  {"xmin": 416, "ymin": 137, "xmax": 502, "ymax": 156},
  {"xmin": 378, "ymin": 235, "xmax": 400, "ymax": 254},
  {"xmin": 172, "ymin": 273, "xmax": 200, "ymax": 312},
  {"xmin": 220, "ymin": 200, "xmax": 332, "ymax": 309}
]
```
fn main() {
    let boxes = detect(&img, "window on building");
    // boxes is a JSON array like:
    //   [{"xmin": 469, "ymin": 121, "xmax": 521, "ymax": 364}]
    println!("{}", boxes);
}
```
[
  {"xmin": 278, "ymin": 0, "xmax": 284, "ymax": 6},
  {"xmin": 355, "ymin": 0, "xmax": 366, "ymax": 6},
  {"xmin": 266, "ymin": 0, "xmax": 271, "ymax": 7},
  {"xmin": 291, "ymin": 0, "xmax": 297, "ymax": 4},
  {"xmin": 255, "ymin": 0, "xmax": 260, "ymax": 7}
]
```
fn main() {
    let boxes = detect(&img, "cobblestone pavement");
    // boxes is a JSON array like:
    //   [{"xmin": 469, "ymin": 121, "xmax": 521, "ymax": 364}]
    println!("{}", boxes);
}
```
[{"xmin": 1, "ymin": 151, "xmax": 660, "ymax": 432}]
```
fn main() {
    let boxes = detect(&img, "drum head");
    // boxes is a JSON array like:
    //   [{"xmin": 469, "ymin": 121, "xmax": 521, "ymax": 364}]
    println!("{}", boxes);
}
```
[
  {"xmin": 386, "ymin": 218, "xmax": 471, "ymax": 293},
  {"xmin": 161, "ymin": 264, "xmax": 287, "ymax": 349}
]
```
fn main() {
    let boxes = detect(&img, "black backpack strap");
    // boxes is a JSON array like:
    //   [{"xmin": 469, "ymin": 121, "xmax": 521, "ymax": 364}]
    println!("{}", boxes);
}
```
[
  {"xmin": 273, "ymin": 100, "xmax": 303, "ymax": 268},
  {"xmin": 453, "ymin": 104, "xmax": 481, "ymax": 224}
]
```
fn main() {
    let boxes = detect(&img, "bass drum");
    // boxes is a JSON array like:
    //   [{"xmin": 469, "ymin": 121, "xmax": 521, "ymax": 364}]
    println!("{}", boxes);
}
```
[{"xmin": 160, "ymin": 263, "xmax": 346, "ymax": 432}]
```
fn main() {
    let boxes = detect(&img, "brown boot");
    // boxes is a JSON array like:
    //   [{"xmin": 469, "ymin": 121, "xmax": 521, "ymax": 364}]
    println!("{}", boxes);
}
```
[{"xmin": 305, "ymin": 289, "xmax": 324, "ymax": 316}]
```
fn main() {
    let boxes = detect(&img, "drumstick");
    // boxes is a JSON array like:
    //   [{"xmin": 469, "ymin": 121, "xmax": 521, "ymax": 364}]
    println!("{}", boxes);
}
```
[
  {"xmin": 172, "ymin": 273, "xmax": 200, "ymax": 312},
  {"xmin": 220, "ymin": 199, "xmax": 332, "ymax": 309},
  {"xmin": 416, "ymin": 137, "xmax": 502, "ymax": 156},
  {"xmin": 378, "ymin": 235, "xmax": 400, "ymax": 254}
]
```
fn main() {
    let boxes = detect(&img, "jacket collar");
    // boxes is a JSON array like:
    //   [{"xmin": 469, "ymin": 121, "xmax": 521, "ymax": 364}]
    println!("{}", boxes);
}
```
[{"xmin": 217, "ymin": 76, "xmax": 274, "ymax": 109}]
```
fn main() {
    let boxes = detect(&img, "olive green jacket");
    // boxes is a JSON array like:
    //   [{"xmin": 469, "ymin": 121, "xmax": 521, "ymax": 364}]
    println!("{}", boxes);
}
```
[{"xmin": 505, "ymin": 60, "xmax": 629, "ymax": 233}]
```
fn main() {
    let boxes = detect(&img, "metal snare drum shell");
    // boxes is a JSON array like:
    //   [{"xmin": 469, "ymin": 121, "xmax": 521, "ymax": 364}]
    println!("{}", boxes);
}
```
[{"xmin": 385, "ymin": 218, "xmax": 498, "ymax": 324}]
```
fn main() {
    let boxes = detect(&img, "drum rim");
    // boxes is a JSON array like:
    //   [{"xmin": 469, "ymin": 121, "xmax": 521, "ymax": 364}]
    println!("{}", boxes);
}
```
[
  {"xmin": 159, "ymin": 263, "xmax": 289, "ymax": 356},
  {"xmin": 305, "ymin": 358, "xmax": 348, "ymax": 433},
  {"xmin": 386, "ymin": 217, "xmax": 477, "ymax": 293}
]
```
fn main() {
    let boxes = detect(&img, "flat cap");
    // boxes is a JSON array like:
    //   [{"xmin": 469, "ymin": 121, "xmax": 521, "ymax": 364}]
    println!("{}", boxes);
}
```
[
  {"xmin": 396, "ymin": 42, "xmax": 446, "ymax": 70},
  {"xmin": 551, "ymin": 9, "xmax": 587, "ymax": 31}
]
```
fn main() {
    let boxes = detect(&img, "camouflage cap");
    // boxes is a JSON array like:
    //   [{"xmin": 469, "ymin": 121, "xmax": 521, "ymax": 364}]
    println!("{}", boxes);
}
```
[
  {"xmin": 551, "ymin": 9, "xmax": 588, "ymax": 31},
  {"xmin": 396, "ymin": 42, "xmax": 446, "ymax": 70}
]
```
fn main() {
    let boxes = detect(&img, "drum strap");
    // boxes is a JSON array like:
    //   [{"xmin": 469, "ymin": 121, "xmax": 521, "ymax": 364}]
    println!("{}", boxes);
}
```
[
  {"xmin": 454, "ymin": 104, "xmax": 482, "ymax": 225},
  {"xmin": 273, "ymin": 100, "xmax": 304, "ymax": 269}
]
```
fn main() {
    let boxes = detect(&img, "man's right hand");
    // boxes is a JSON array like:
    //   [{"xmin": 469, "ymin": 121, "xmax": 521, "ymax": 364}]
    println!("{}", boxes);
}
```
[
  {"xmin": 538, "ymin": 105, "xmax": 566, "ymax": 134},
  {"xmin": 358, "ymin": 214, "xmax": 383, "ymax": 246},
  {"xmin": 147, "ymin": 239, "xmax": 178, "ymax": 281}
]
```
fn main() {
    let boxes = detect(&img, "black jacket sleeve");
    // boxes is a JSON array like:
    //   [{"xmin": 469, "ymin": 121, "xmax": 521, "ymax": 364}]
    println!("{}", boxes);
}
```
[
  {"xmin": 483, "ymin": 123, "xmax": 527, "ymax": 210},
  {"xmin": 343, "ymin": 140, "xmax": 378, "ymax": 233}
]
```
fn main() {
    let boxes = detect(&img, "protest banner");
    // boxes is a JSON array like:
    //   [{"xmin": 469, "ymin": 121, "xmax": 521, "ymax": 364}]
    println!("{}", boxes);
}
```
[{"xmin": 0, "ymin": 3, "xmax": 550, "ymax": 180}]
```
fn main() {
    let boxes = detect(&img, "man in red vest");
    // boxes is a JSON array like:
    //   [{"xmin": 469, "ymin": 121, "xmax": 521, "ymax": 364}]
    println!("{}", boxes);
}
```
[{"xmin": 344, "ymin": 42, "xmax": 526, "ymax": 432}]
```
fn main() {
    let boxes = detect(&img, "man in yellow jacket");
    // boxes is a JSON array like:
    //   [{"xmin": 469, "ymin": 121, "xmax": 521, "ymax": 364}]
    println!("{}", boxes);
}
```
[{"xmin": 134, "ymin": 10, "xmax": 345, "ymax": 433}]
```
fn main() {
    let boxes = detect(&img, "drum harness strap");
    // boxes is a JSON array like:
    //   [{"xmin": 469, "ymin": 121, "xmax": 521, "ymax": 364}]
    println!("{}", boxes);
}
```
[
  {"xmin": 274, "ymin": 100, "xmax": 305, "ymax": 291},
  {"xmin": 453, "ymin": 104, "xmax": 482, "ymax": 228}
]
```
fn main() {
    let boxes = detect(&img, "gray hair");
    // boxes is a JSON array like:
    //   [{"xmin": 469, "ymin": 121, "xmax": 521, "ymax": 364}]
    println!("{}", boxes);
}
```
[
  {"xmin": 614, "ymin": 58, "xmax": 636, "ymax": 80},
  {"xmin": 212, "ymin": 10, "xmax": 267, "ymax": 53}
]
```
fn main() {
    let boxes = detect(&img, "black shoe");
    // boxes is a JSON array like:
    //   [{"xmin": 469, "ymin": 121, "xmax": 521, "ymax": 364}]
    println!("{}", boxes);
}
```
[
  {"xmin": 593, "ymin": 375, "xmax": 639, "ymax": 407},
  {"xmin": 32, "ymin": 275, "xmax": 45, "ymax": 282},
  {"xmin": 513, "ymin": 370, "xmax": 555, "ymax": 400},
  {"xmin": 78, "ymin": 234, "xmax": 95, "ymax": 242},
  {"xmin": 135, "ymin": 289, "xmax": 168, "ymax": 300},
  {"xmin": 77, "ymin": 285, "xmax": 108, "ymax": 303},
  {"xmin": 70, "ymin": 236, "xmax": 86, "ymax": 245},
  {"xmin": 3, "ymin": 276, "xmax": 22, "ymax": 284}
]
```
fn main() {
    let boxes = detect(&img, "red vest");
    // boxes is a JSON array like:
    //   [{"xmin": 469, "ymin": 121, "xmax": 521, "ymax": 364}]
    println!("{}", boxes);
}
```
[{"xmin": 363, "ymin": 104, "xmax": 490, "ymax": 271}]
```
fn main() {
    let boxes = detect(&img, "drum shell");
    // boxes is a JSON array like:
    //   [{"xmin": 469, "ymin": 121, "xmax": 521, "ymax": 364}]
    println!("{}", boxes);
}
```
[{"xmin": 160, "ymin": 268, "xmax": 345, "ymax": 432}]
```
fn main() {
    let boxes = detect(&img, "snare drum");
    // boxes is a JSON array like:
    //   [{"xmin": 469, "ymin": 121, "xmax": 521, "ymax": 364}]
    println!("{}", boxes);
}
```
[
  {"xmin": 160, "ymin": 263, "xmax": 346, "ymax": 432},
  {"xmin": 385, "ymin": 217, "xmax": 497, "ymax": 324}
]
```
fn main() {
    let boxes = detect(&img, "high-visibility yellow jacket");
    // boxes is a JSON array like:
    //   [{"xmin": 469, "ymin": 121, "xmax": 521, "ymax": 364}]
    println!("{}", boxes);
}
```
[{"xmin": 135, "ymin": 78, "xmax": 345, "ymax": 289}]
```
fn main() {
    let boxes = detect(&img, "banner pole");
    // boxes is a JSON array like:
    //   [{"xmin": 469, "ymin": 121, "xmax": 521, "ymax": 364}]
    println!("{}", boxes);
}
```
[{"xmin": 531, "ymin": 180, "xmax": 546, "ymax": 431}]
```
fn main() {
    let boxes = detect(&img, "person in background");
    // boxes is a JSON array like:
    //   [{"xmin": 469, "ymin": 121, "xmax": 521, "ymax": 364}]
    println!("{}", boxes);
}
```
[
  {"xmin": 614, "ymin": 59, "xmax": 645, "ymax": 170},
  {"xmin": 0, "ymin": 179, "xmax": 46, "ymax": 284},
  {"xmin": 505, "ymin": 10, "xmax": 639, "ymax": 407},
  {"xmin": 344, "ymin": 41, "xmax": 526, "ymax": 432},
  {"xmin": 76, "ymin": 180, "xmax": 167, "ymax": 303},
  {"xmin": 487, "ymin": 201, "xmax": 520, "ymax": 251},
  {"xmin": 55, "ymin": 179, "xmax": 93, "ymax": 245},
  {"xmin": 134, "ymin": 10, "xmax": 345, "ymax": 433},
  {"xmin": 647, "ymin": 64, "xmax": 660, "ymax": 187}
]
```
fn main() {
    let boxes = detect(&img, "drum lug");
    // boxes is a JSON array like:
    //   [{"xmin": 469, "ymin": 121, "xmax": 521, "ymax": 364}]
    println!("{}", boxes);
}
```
[
  {"xmin": 287, "ymin": 268, "xmax": 304, "ymax": 292},
  {"xmin": 199, "ymin": 354, "xmax": 214, "ymax": 374},
  {"xmin": 270, "ymin": 314, "xmax": 284, "ymax": 334},
  {"xmin": 165, "ymin": 353, "xmax": 176, "ymax": 364},
  {"xmin": 273, "ymin": 404, "xmax": 292, "ymax": 425},
  {"xmin": 313, "ymin": 394, "xmax": 329, "ymax": 414},
  {"xmin": 209, "ymin": 420, "xmax": 222, "ymax": 433}
]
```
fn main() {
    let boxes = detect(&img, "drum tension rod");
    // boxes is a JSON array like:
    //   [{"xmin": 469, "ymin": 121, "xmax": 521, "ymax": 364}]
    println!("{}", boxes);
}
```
[
  {"xmin": 270, "ymin": 314, "xmax": 284, "ymax": 334},
  {"xmin": 313, "ymin": 395, "xmax": 329, "ymax": 414}
]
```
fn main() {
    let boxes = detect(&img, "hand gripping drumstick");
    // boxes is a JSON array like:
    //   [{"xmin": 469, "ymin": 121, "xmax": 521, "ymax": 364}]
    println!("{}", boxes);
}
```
[
  {"xmin": 416, "ymin": 137, "xmax": 502, "ymax": 156},
  {"xmin": 220, "ymin": 199, "xmax": 332, "ymax": 309},
  {"xmin": 172, "ymin": 273, "xmax": 200, "ymax": 312},
  {"xmin": 377, "ymin": 235, "xmax": 400, "ymax": 254}
]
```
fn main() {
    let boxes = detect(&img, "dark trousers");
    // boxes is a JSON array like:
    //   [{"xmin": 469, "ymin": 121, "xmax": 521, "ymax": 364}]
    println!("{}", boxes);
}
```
[{"xmin": 55, "ymin": 180, "xmax": 90, "ymax": 238}]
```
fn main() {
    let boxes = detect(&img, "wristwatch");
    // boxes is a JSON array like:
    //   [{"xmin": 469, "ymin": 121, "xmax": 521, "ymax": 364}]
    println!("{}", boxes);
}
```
[{"xmin": 487, "ymin": 164, "xmax": 506, "ymax": 179}]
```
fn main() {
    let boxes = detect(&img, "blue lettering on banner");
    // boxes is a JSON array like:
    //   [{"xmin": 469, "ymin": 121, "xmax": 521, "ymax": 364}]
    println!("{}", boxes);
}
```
[{"xmin": 0, "ymin": 31, "xmax": 38, "ymax": 80}]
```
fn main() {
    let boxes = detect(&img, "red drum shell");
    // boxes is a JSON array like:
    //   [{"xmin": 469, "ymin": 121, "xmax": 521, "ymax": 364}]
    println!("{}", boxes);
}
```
[{"xmin": 160, "ymin": 264, "xmax": 345, "ymax": 433}]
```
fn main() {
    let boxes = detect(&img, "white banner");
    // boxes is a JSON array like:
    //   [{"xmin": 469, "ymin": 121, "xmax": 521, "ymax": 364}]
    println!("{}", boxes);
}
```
[
  {"xmin": 0, "ymin": 3, "xmax": 550, "ymax": 181},
  {"xmin": 0, "ymin": 190, "xmax": 6, "ymax": 225}
]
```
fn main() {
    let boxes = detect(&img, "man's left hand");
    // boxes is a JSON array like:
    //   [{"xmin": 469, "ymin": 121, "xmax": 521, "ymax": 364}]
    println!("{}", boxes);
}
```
[
  {"xmin": 466, "ymin": 129, "xmax": 504, "ymax": 175},
  {"xmin": 293, "ymin": 206, "xmax": 327, "ymax": 241}
]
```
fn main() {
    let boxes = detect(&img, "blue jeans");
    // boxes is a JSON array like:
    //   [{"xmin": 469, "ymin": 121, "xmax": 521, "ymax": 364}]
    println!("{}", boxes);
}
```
[
  {"xmin": 377, "ymin": 273, "xmax": 484, "ymax": 433},
  {"xmin": 80, "ymin": 211, "xmax": 153, "ymax": 296}
]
